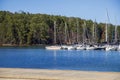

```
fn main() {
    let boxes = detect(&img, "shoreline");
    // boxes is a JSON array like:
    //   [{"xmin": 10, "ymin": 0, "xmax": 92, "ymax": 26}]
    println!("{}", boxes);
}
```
[
  {"xmin": 0, "ymin": 68, "xmax": 120, "ymax": 80},
  {"xmin": 0, "ymin": 44, "xmax": 46, "ymax": 46},
  {"xmin": 0, "ymin": 44, "xmax": 46, "ymax": 49}
]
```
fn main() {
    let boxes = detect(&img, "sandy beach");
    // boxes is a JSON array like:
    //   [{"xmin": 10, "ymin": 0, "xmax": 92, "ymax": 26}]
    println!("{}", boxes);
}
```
[{"xmin": 0, "ymin": 68, "xmax": 120, "ymax": 80}]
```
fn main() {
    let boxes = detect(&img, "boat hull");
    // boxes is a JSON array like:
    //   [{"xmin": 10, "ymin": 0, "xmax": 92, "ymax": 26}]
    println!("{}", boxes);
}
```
[{"xmin": 45, "ymin": 46, "xmax": 61, "ymax": 50}]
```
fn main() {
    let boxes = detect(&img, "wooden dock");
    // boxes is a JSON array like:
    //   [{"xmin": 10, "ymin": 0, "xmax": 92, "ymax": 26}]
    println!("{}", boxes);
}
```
[{"xmin": 0, "ymin": 68, "xmax": 120, "ymax": 80}]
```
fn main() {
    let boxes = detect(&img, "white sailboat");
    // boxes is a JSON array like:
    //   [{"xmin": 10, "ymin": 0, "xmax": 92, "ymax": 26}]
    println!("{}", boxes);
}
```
[
  {"xmin": 76, "ymin": 21, "xmax": 87, "ymax": 50},
  {"xmin": 114, "ymin": 17, "xmax": 120, "ymax": 51},
  {"xmin": 86, "ymin": 20, "xmax": 97, "ymax": 50},
  {"xmin": 105, "ymin": 45, "xmax": 117, "ymax": 51},
  {"xmin": 105, "ymin": 45, "xmax": 111, "ymax": 51},
  {"xmin": 61, "ymin": 22, "xmax": 76, "ymax": 50},
  {"xmin": 45, "ymin": 45, "xmax": 61, "ymax": 50},
  {"xmin": 104, "ymin": 9, "xmax": 114, "ymax": 51},
  {"xmin": 86, "ymin": 45, "xmax": 95, "ymax": 50},
  {"xmin": 61, "ymin": 45, "xmax": 75, "ymax": 50},
  {"xmin": 117, "ymin": 45, "xmax": 120, "ymax": 51},
  {"xmin": 104, "ymin": 10, "xmax": 119, "ymax": 51},
  {"xmin": 76, "ymin": 44, "xmax": 86, "ymax": 50},
  {"xmin": 45, "ymin": 21, "xmax": 61, "ymax": 50}
]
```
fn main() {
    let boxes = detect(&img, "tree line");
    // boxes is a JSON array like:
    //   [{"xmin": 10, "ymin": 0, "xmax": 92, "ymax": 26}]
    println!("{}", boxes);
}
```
[{"xmin": 0, "ymin": 11, "xmax": 120, "ymax": 46}]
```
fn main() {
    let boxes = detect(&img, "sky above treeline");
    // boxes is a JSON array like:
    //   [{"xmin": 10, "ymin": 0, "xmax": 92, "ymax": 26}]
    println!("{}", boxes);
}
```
[{"xmin": 0, "ymin": 0, "xmax": 120, "ymax": 25}]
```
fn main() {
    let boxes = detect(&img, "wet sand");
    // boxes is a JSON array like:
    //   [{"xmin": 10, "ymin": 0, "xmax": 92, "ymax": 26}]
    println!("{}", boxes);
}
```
[{"xmin": 0, "ymin": 68, "xmax": 120, "ymax": 80}]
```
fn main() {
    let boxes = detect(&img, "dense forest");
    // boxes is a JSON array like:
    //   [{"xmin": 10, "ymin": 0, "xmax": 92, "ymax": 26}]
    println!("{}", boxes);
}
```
[{"xmin": 0, "ymin": 11, "xmax": 120, "ymax": 46}]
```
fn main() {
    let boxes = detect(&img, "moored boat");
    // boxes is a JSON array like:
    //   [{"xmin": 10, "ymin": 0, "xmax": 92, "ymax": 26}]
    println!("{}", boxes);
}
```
[
  {"xmin": 117, "ymin": 45, "xmax": 120, "ymax": 51},
  {"xmin": 61, "ymin": 45, "xmax": 76, "ymax": 50},
  {"xmin": 76, "ymin": 45, "xmax": 86, "ymax": 50},
  {"xmin": 86, "ymin": 45, "xmax": 95, "ymax": 50},
  {"xmin": 105, "ymin": 45, "xmax": 118, "ymax": 51},
  {"xmin": 45, "ymin": 46, "xmax": 61, "ymax": 50}
]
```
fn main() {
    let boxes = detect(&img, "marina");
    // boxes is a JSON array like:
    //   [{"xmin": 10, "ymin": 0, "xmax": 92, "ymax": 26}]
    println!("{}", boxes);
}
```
[
  {"xmin": 46, "ymin": 44, "xmax": 120, "ymax": 51},
  {"xmin": 0, "ymin": 0, "xmax": 120, "ymax": 80},
  {"xmin": 45, "ymin": 13, "xmax": 120, "ymax": 51}
]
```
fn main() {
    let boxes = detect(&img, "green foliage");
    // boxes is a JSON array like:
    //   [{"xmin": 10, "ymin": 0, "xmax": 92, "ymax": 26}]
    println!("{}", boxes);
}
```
[{"xmin": 0, "ymin": 11, "xmax": 119, "ymax": 45}]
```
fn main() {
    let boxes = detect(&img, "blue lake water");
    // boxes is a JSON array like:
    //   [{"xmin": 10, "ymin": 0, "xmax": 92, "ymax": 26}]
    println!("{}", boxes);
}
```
[{"xmin": 0, "ymin": 47, "xmax": 120, "ymax": 72}]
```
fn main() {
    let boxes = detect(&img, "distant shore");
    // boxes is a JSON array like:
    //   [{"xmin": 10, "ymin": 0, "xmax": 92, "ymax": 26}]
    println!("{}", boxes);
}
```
[
  {"xmin": 0, "ymin": 44, "xmax": 46, "ymax": 48},
  {"xmin": 0, "ymin": 44, "xmax": 45, "ymax": 46},
  {"xmin": 0, "ymin": 68, "xmax": 120, "ymax": 80}
]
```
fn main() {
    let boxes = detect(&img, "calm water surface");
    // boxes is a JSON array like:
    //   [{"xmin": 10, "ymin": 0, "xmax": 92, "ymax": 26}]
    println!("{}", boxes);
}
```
[{"xmin": 0, "ymin": 47, "xmax": 120, "ymax": 72}]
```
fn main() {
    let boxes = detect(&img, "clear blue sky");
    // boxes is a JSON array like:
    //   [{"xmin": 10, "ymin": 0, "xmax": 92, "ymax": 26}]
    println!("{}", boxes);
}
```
[{"xmin": 0, "ymin": 0, "xmax": 120, "ymax": 25}]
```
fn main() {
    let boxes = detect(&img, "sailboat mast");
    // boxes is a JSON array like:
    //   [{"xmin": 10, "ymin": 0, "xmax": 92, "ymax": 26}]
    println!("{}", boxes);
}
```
[
  {"xmin": 93, "ymin": 23, "xmax": 95, "ymax": 39},
  {"xmin": 93, "ymin": 19, "xmax": 96, "ymax": 44},
  {"xmin": 105, "ymin": 21, "xmax": 108, "ymax": 42},
  {"xmin": 105, "ymin": 9, "xmax": 110, "ymax": 43},
  {"xmin": 76, "ymin": 19, "xmax": 79, "ymax": 43},
  {"xmin": 93, "ymin": 22, "xmax": 95, "ymax": 42},
  {"xmin": 115, "ymin": 25, "xmax": 117, "ymax": 42},
  {"xmin": 83, "ymin": 21, "xmax": 86, "ymax": 45},
  {"xmin": 65, "ymin": 22, "xmax": 67, "ymax": 43},
  {"xmin": 54, "ymin": 21, "xmax": 56, "ymax": 44},
  {"xmin": 115, "ymin": 17, "xmax": 117, "ymax": 43},
  {"xmin": 92, "ymin": 20, "xmax": 95, "ymax": 43}
]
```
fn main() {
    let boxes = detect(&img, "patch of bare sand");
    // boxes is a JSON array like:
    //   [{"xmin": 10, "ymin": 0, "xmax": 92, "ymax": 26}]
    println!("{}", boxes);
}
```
[{"xmin": 0, "ymin": 68, "xmax": 120, "ymax": 80}]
